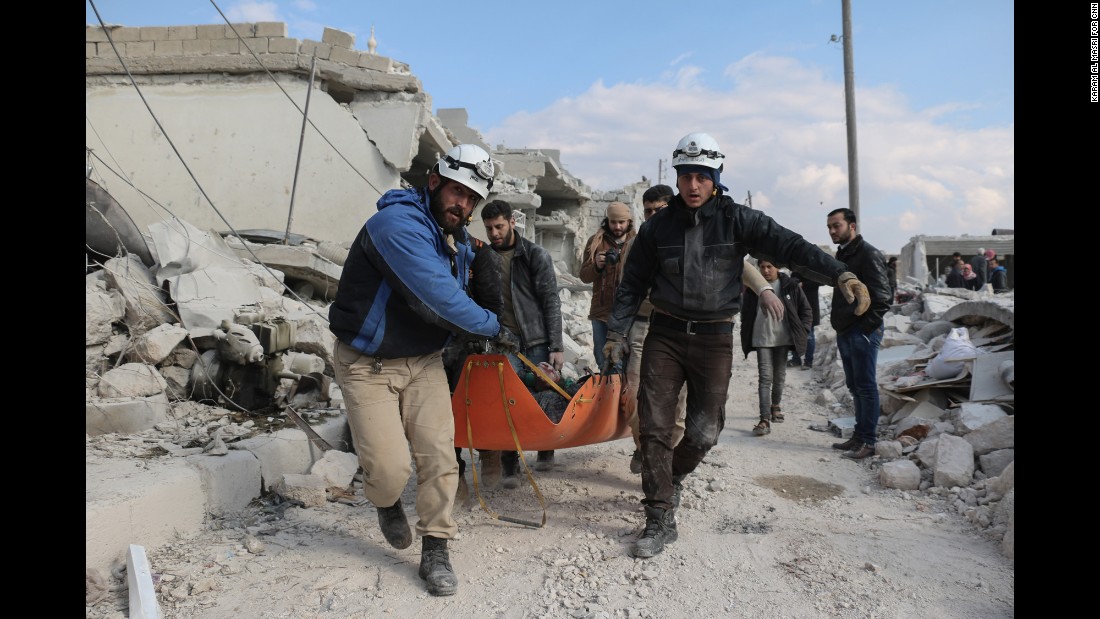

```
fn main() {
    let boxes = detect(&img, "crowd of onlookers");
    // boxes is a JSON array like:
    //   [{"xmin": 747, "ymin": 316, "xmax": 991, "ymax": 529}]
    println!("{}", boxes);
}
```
[{"xmin": 932, "ymin": 248, "xmax": 1009, "ymax": 293}]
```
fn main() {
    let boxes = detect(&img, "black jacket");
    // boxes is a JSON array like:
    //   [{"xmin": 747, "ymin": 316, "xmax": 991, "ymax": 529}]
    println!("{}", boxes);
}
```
[
  {"xmin": 608, "ymin": 194, "xmax": 851, "ymax": 336},
  {"xmin": 495, "ymin": 235, "xmax": 564, "ymax": 352},
  {"xmin": 830, "ymin": 235, "xmax": 891, "ymax": 335},
  {"xmin": 740, "ymin": 273, "xmax": 813, "ymax": 359},
  {"xmin": 790, "ymin": 273, "xmax": 821, "ymax": 327}
]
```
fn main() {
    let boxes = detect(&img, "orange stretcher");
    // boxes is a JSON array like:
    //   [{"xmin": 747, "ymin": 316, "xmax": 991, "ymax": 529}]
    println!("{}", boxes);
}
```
[{"xmin": 451, "ymin": 354, "xmax": 629, "ymax": 451}]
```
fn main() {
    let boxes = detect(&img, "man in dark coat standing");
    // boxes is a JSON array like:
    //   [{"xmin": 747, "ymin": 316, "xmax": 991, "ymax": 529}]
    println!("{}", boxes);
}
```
[{"xmin": 825, "ymin": 208, "xmax": 892, "ymax": 460}]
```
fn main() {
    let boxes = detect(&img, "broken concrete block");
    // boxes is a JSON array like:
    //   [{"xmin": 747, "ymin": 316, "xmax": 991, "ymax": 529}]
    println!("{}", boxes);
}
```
[
  {"xmin": 102, "ymin": 255, "xmax": 175, "ymax": 335},
  {"xmin": 875, "ymin": 440, "xmax": 904, "ymax": 460},
  {"xmin": 86, "ymin": 393, "xmax": 171, "ymax": 436},
  {"xmin": 159, "ymin": 365, "xmax": 192, "ymax": 400},
  {"xmin": 963, "ymin": 415, "xmax": 1014, "ymax": 455},
  {"xmin": 892, "ymin": 400, "xmax": 945, "ymax": 426},
  {"xmin": 273, "ymin": 473, "xmax": 328, "ymax": 508},
  {"xmin": 86, "ymin": 283, "xmax": 124, "ymax": 345},
  {"xmin": 310, "ymin": 450, "xmax": 359, "ymax": 489},
  {"xmin": 912, "ymin": 437, "xmax": 938, "ymax": 468},
  {"xmin": 933, "ymin": 433, "xmax": 975, "ymax": 488},
  {"xmin": 879, "ymin": 459, "xmax": 921, "ymax": 490},
  {"xmin": 957, "ymin": 402, "xmax": 1008, "ymax": 433},
  {"xmin": 978, "ymin": 448, "xmax": 1014, "ymax": 477},
  {"xmin": 989, "ymin": 461, "xmax": 1015, "ymax": 496},
  {"xmin": 895, "ymin": 416, "xmax": 934, "ymax": 438},
  {"xmin": 816, "ymin": 389, "xmax": 837, "ymax": 407},
  {"xmin": 127, "ymin": 323, "xmax": 189, "ymax": 365},
  {"xmin": 98, "ymin": 362, "xmax": 169, "ymax": 398}
]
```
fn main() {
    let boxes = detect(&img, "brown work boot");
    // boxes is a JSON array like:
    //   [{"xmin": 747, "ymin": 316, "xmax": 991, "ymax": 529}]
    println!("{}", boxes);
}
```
[
  {"xmin": 375, "ymin": 501, "xmax": 412, "ymax": 549},
  {"xmin": 419, "ymin": 536, "xmax": 458, "ymax": 596},
  {"xmin": 477, "ymin": 450, "xmax": 502, "ymax": 488},
  {"xmin": 832, "ymin": 436, "xmax": 859, "ymax": 450},
  {"xmin": 841, "ymin": 443, "xmax": 875, "ymax": 460}
]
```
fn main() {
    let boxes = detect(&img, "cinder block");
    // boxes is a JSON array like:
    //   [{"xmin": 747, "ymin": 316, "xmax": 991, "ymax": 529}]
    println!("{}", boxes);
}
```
[
  {"xmin": 299, "ymin": 40, "xmax": 331, "ymax": 60},
  {"xmin": 196, "ymin": 24, "xmax": 225, "ymax": 39},
  {"xmin": 234, "ymin": 414, "xmax": 350, "ymax": 491},
  {"xmin": 254, "ymin": 22, "xmax": 288, "ymax": 37},
  {"xmin": 86, "ymin": 25, "xmax": 108, "ymax": 42},
  {"xmin": 87, "ymin": 42, "xmax": 96, "ymax": 58},
  {"xmin": 321, "ymin": 27, "xmax": 355, "ymax": 49},
  {"xmin": 168, "ymin": 25, "xmax": 197, "ymax": 40},
  {"xmin": 96, "ymin": 42, "xmax": 115, "ymax": 57},
  {"xmin": 329, "ymin": 46, "xmax": 360, "ymax": 66},
  {"xmin": 242, "ymin": 37, "xmax": 269, "ymax": 54},
  {"xmin": 186, "ymin": 451, "xmax": 262, "ymax": 516},
  {"xmin": 182, "ymin": 39, "xmax": 211, "ymax": 56},
  {"xmin": 226, "ymin": 23, "xmax": 256, "ymax": 38},
  {"xmin": 116, "ymin": 28, "xmax": 142, "ymax": 43},
  {"xmin": 86, "ymin": 394, "xmax": 171, "ymax": 436},
  {"xmin": 125, "ymin": 41, "xmax": 155, "ymax": 57},
  {"xmin": 358, "ymin": 53, "xmax": 392, "ymax": 72},
  {"xmin": 210, "ymin": 38, "xmax": 240, "ymax": 54},
  {"xmin": 139, "ymin": 26, "xmax": 169, "ymax": 41},
  {"xmin": 153, "ymin": 40, "xmax": 183, "ymax": 56},
  {"xmin": 268, "ymin": 37, "xmax": 299, "ymax": 54}
]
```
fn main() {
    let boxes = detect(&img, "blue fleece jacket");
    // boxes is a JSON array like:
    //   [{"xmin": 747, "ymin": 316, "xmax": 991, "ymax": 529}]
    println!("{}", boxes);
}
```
[{"xmin": 328, "ymin": 187, "xmax": 500, "ymax": 358}]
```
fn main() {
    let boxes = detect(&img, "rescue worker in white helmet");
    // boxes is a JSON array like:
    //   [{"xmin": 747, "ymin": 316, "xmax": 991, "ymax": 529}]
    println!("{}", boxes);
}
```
[
  {"xmin": 328, "ymin": 143, "xmax": 520, "ymax": 597},
  {"xmin": 602, "ymin": 132, "xmax": 872, "ymax": 559}
]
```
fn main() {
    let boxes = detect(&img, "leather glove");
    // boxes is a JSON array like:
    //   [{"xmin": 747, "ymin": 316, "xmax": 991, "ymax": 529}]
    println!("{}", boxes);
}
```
[
  {"xmin": 601, "ymin": 331, "xmax": 629, "ymax": 367},
  {"xmin": 837, "ymin": 272, "xmax": 871, "ymax": 316},
  {"xmin": 490, "ymin": 326, "xmax": 521, "ymax": 354},
  {"xmin": 463, "ymin": 336, "xmax": 489, "ymax": 355}
]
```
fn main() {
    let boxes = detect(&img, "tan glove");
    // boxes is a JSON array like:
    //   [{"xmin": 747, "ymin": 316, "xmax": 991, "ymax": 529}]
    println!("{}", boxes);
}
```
[
  {"xmin": 837, "ymin": 272, "xmax": 871, "ymax": 316},
  {"xmin": 602, "ymin": 331, "xmax": 629, "ymax": 368}
]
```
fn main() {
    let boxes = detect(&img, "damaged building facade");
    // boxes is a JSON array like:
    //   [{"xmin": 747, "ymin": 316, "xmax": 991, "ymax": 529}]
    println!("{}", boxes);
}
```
[{"xmin": 86, "ymin": 22, "xmax": 641, "ymax": 275}]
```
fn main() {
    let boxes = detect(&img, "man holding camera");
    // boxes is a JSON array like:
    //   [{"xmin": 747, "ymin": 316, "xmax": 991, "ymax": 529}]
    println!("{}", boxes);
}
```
[{"xmin": 580, "ymin": 202, "xmax": 635, "ymax": 369}]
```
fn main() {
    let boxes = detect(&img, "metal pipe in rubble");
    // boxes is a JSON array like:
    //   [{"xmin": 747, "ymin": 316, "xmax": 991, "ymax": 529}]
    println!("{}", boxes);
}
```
[{"xmin": 284, "ymin": 53, "xmax": 319, "ymax": 244}]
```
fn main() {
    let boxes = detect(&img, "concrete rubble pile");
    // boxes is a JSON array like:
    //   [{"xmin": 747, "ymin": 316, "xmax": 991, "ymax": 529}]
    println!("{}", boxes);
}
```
[
  {"xmin": 805, "ymin": 281, "xmax": 1014, "ymax": 560},
  {"xmin": 85, "ymin": 216, "xmax": 605, "ymax": 576},
  {"xmin": 87, "ymin": 237, "xmax": 1016, "ymax": 587}
]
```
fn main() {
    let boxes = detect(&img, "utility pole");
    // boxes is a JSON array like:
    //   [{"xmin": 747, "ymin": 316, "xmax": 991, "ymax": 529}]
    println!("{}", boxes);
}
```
[{"xmin": 841, "ymin": 0, "xmax": 860, "ymax": 221}]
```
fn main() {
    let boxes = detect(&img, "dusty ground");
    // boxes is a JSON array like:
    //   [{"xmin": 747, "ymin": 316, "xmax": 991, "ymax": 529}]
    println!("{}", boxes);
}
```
[{"xmin": 86, "ymin": 360, "xmax": 1014, "ymax": 619}]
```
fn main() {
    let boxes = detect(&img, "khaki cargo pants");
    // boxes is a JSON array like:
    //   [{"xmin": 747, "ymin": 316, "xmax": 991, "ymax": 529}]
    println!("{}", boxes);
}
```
[{"xmin": 333, "ymin": 340, "xmax": 458, "ymax": 539}]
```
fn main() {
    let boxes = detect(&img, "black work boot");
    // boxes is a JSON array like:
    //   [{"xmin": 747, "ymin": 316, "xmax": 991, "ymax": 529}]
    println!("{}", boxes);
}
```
[
  {"xmin": 419, "ymin": 536, "xmax": 458, "ymax": 596},
  {"xmin": 375, "ymin": 501, "xmax": 412, "ymax": 549},
  {"xmin": 501, "ymin": 453, "xmax": 520, "ymax": 489},
  {"xmin": 671, "ymin": 475, "xmax": 685, "ymax": 509},
  {"xmin": 631, "ymin": 506, "xmax": 678, "ymax": 558},
  {"xmin": 534, "ymin": 450, "xmax": 556, "ymax": 472}
]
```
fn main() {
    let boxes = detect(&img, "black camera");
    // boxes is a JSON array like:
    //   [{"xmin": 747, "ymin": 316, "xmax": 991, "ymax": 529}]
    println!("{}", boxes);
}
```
[{"xmin": 604, "ymin": 248, "xmax": 620, "ymax": 265}]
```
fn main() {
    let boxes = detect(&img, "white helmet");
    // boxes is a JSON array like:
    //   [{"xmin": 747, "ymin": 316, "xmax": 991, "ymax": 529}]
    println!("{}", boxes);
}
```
[
  {"xmin": 436, "ymin": 144, "xmax": 496, "ymax": 199},
  {"xmin": 671, "ymin": 132, "xmax": 725, "ymax": 171}
]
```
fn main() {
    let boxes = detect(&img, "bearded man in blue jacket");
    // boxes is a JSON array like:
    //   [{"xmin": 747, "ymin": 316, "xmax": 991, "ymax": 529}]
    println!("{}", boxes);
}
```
[{"xmin": 329, "ymin": 144, "xmax": 519, "ymax": 597}]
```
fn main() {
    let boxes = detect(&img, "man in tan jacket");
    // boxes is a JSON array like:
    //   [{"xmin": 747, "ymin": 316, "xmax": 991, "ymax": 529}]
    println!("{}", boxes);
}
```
[{"xmin": 580, "ymin": 202, "xmax": 636, "ymax": 370}]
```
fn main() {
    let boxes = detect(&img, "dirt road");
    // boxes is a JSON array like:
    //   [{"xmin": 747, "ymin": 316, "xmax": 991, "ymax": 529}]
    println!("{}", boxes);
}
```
[{"xmin": 87, "ymin": 358, "xmax": 1014, "ymax": 618}]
